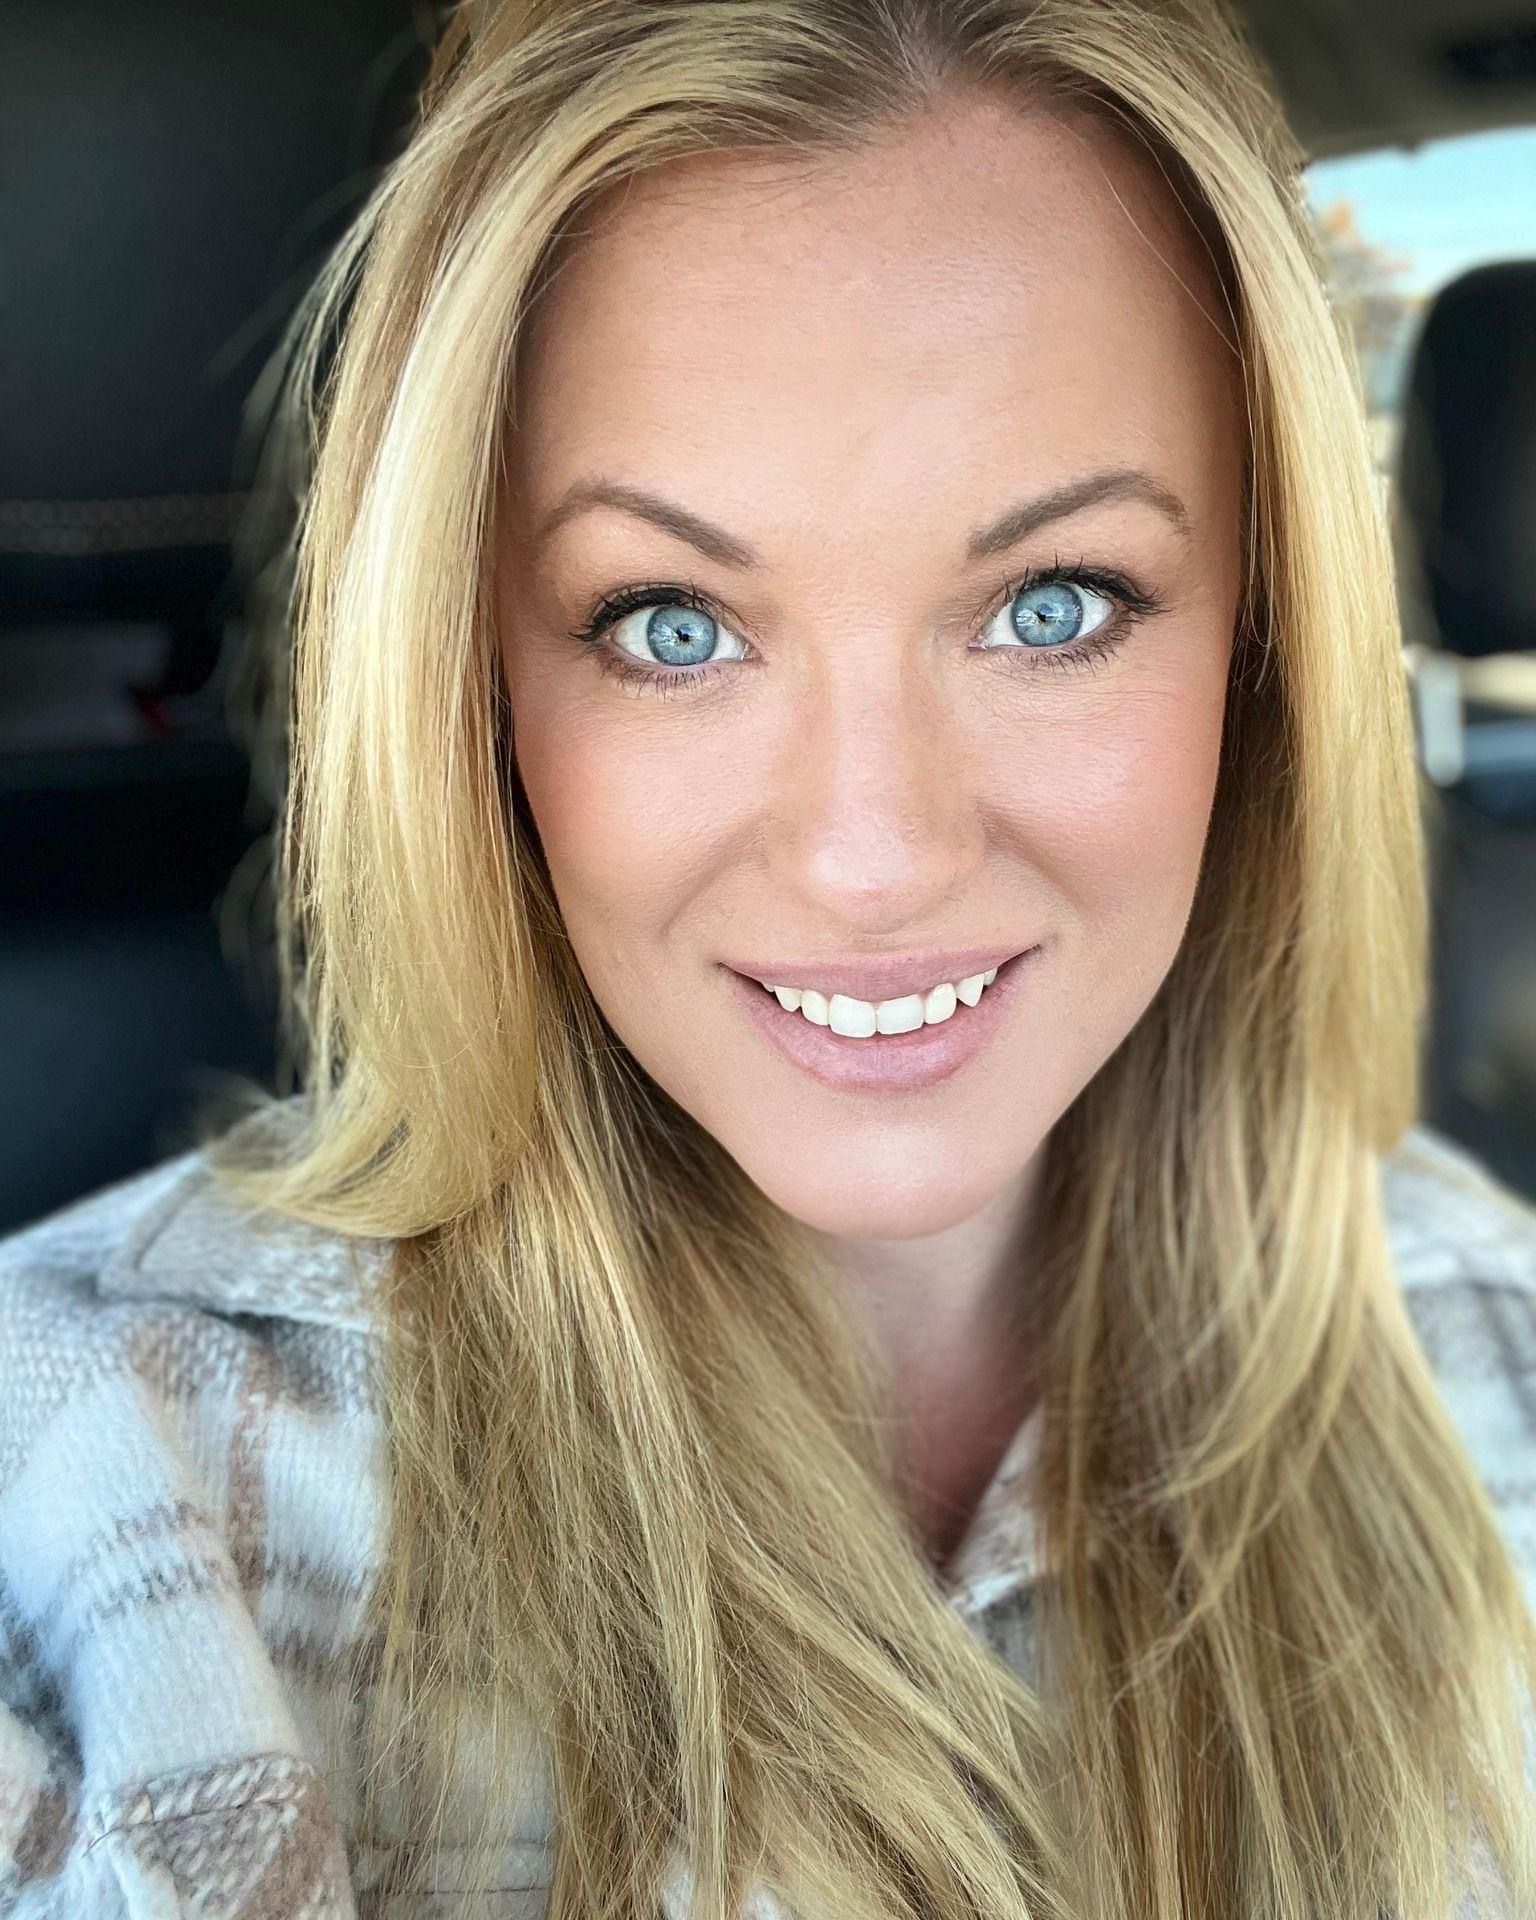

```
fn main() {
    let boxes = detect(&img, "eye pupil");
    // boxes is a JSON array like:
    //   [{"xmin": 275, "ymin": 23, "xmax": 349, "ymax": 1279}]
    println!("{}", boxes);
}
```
[
  {"xmin": 645, "ymin": 604, "xmax": 717, "ymax": 665},
  {"xmin": 1010, "ymin": 580, "xmax": 1084, "ymax": 646}
]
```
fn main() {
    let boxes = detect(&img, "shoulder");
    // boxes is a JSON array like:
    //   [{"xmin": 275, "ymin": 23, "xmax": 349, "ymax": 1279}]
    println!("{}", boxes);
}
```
[
  {"xmin": 1381, "ymin": 1123, "xmax": 1536, "ymax": 1299},
  {"xmin": 0, "ymin": 1108, "xmax": 391, "ymax": 1501},
  {"xmin": 0, "ymin": 1119, "xmax": 391, "ymax": 1917},
  {"xmin": 1380, "ymin": 1124, "xmax": 1536, "ymax": 1380},
  {"xmin": 1379, "ymin": 1124, "xmax": 1536, "ymax": 1605}
]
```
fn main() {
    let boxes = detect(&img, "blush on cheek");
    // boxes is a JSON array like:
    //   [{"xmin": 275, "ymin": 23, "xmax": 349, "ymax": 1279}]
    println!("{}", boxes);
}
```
[
  {"xmin": 1092, "ymin": 745, "xmax": 1224, "ymax": 973},
  {"xmin": 1008, "ymin": 693, "xmax": 1224, "ymax": 982},
  {"xmin": 510, "ymin": 710, "xmax": 729, "ymax": 1007}
]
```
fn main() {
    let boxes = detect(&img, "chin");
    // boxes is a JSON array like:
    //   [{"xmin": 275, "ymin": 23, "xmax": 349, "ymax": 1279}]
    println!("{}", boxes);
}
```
[{"xmin": 741, "ymin": 1144, "xmax": 1017, "ymax": 1242}]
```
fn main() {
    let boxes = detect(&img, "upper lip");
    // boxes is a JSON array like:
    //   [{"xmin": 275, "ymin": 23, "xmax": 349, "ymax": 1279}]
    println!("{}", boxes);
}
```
[{"xmin": 723, "ymin": 944, "xmax": 1033, "ymax": 1003}]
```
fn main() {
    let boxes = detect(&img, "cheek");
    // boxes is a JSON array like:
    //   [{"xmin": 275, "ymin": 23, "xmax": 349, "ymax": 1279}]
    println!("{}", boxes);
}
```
[
  {"xmin": 988, "ymin": 668, "xmax": 1227, "ymax": 976},
  {"xmin": 509, "ymin": 677, "xmax": 737, "ymax": 938}
]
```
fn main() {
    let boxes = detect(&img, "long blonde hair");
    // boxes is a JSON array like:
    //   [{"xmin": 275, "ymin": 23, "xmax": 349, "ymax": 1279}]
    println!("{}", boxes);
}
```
[{"xmin": 202, "ymin": 2, "xmax": 1536, "ymax": 1914}]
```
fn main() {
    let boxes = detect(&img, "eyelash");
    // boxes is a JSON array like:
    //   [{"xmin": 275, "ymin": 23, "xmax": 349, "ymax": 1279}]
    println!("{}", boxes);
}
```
[{"xmin": 565, "ymin": 559, "xmax": 1167, "ymax": 700}]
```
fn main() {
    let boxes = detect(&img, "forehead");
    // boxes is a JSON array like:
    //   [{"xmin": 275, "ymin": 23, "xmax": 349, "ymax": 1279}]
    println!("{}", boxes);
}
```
[{"xmin": 513, "ymin": 92, "xmax": 1240, "ymax": 532}]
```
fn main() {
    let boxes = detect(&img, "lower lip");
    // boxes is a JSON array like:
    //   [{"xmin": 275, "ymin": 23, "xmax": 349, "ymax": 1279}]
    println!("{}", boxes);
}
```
[{"xmin": 723, "ymin": 948, "xmax": 1038, "ymax": 1095}]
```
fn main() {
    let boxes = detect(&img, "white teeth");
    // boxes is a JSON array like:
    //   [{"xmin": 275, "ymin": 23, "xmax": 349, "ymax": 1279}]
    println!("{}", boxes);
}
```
[
  {"xmin": 875, "ymin": 994, "xmax": 925, "ymax": 1035},
  {"xmin": 828, "ymin": 994, "xmax": 877, "ymax": 1037},
  {"xmin": 756, "ymin": 962, "xmax": 1008, "ymax": 1038},
  {"xmin": 923, "ymin": 980, "xmax": 957, "ymax": 1024}
]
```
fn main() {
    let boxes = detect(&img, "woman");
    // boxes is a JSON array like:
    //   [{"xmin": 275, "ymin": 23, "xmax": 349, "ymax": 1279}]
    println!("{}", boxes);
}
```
[{"xmin": 2, "ymin": 0, "xmax": 1534, "ymax": 1915}]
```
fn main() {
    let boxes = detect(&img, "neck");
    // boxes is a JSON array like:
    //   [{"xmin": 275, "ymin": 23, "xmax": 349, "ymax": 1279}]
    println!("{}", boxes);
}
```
[{"xmin": 812, "ymin": 1150, "xmax": 1048, "ymax": 1569}]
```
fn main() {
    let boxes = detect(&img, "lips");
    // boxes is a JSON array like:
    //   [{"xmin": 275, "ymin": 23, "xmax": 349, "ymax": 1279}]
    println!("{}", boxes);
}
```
[
  {"xmin": 724, "ymin": 946, "xmax": 1038, "ymax": 1095},
  {"xmin": 719, "ymin": 944, "xmax": 1029, "ymax": 1005}
]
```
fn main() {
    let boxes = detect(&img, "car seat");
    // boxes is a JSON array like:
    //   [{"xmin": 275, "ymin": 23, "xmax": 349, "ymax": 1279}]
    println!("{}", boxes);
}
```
[
  {"xmin": 1398, "ymin": 260, "xmax": 1536, "ymax": 1200},
  {"xmin": 0, "ymin": 0, "xmax": 431, "ymax": 1232}
]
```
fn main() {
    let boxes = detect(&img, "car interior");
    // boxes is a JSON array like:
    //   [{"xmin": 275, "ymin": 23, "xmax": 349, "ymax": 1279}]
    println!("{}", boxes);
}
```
[{"xmin": 2, "ymin": 0, "xmax": 1533, "ymax": 1232}]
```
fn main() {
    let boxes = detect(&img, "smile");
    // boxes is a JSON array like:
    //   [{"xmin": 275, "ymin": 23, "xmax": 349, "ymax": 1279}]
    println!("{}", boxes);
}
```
[{"xmin": 723, "ymin": 947, "xmax": 1038, "ymax": 1095}]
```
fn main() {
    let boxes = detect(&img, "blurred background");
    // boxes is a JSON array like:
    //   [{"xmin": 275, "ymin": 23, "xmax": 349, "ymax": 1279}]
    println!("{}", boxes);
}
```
[{"xmin": 2, "ymin": 0, "xmax": 1534, "ymax": 1232}]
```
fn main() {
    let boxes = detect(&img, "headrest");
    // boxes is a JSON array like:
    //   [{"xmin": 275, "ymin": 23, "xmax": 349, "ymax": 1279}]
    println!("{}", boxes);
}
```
[{"xmin": 1398, "ymin": 260, "xmax": 1536, "ymax": 659}]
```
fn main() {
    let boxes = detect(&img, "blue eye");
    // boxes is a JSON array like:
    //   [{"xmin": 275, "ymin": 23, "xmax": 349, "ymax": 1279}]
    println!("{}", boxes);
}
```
[
  {"xmin": 609, "ymin": 594, "xmax": 748, "ymax": 672},
  {"xmin": 987, "ymin": 577, "xmax": 1115, "ymax": 650}
]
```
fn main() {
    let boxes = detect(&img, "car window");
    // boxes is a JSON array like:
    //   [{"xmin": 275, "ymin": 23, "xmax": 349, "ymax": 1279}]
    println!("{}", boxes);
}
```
[{"xmin": 1305, "ymin": 125, "xmax": 1536, "ymax": 475}]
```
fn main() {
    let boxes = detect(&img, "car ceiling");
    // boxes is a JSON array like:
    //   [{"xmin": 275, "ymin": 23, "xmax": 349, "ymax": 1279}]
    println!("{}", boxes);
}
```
[{"xmin": 1241, "ymin": 0, "xmax": 1536, "ymax": 157}]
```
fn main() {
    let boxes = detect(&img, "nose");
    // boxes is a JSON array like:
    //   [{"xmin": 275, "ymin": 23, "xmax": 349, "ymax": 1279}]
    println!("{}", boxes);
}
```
[{"xmin": 771, "ymin": 641, "xmax": 988, "ymax": 927}]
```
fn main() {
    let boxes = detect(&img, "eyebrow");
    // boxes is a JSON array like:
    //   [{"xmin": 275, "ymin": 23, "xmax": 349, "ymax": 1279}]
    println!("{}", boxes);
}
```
[{"xmin": 533, "ymin": 465, "xmax": 1192, "ymax": 570}]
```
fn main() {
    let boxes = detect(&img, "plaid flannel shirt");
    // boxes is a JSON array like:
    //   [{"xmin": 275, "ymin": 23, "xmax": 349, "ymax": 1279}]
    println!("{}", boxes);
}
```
[{"xmin": 1, "ymin": 1111, "xmax": 1533, "ymax": 1918}]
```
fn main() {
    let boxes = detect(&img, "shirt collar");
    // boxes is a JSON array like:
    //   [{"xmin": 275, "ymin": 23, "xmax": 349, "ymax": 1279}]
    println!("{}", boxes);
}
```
[
  {"xmin": 93, "ymin": 1125, "xmax": 1050, "ymax": 1617},
  {"xmin": 95, "ymin": 1128, "xmax": 388, "ymax": 1335},
  {"xmin": 98, "ymin": 1114, "xmax": 1484, "ymax": 1629},
  {"xmin": 937, "ymin": 1402, "xmax": 1046, "ymax": 1618}
]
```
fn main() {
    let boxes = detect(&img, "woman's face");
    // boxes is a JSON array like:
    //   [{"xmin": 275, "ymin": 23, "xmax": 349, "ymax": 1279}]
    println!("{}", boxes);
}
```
[{"xmin": 498, "ymin": 91, "xmax": 1244, "ymax": 1241}]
